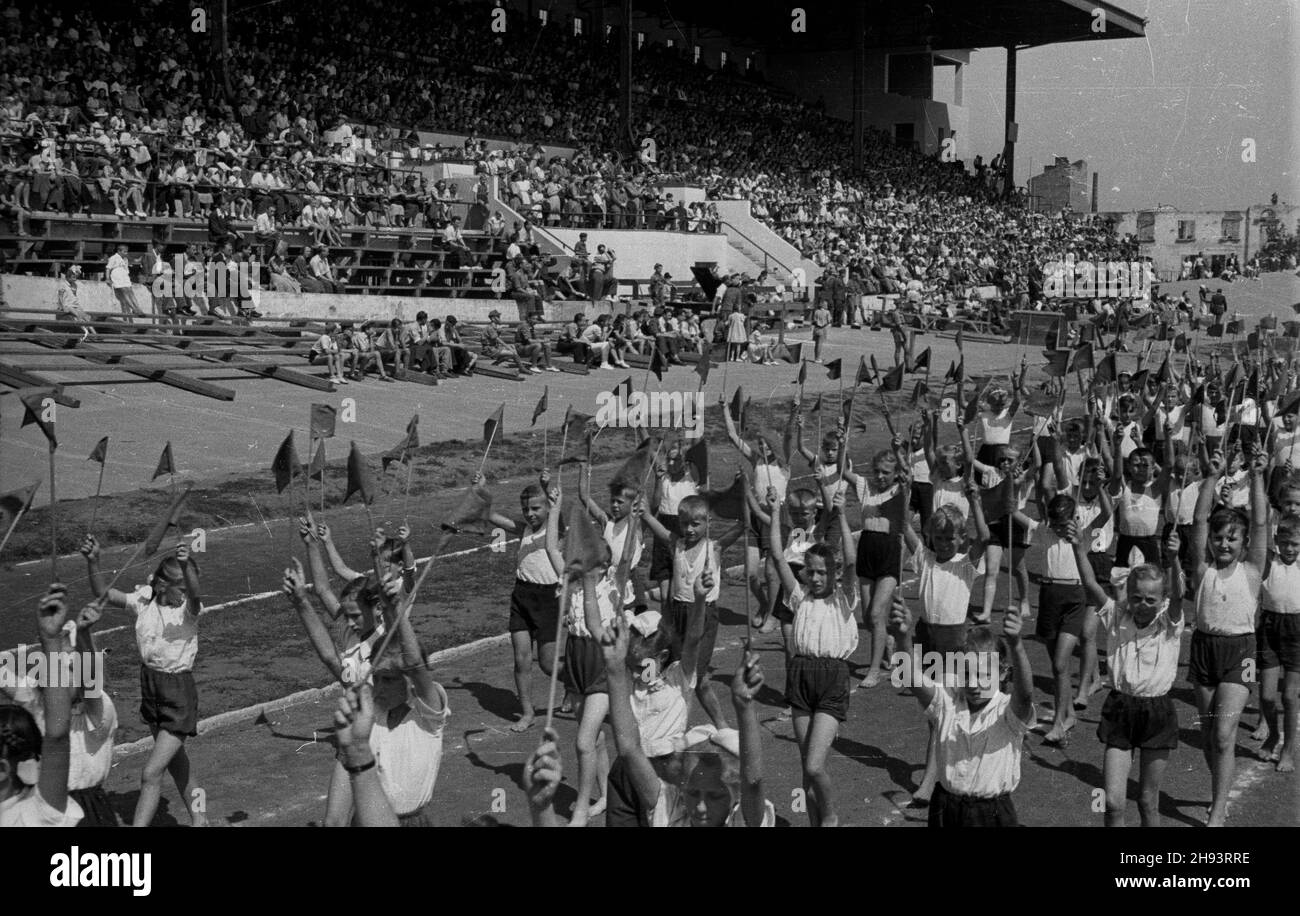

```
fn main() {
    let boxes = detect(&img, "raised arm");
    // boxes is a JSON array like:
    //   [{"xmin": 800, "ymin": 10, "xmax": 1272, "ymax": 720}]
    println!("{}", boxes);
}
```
[
  {"xmin": 283, "ymin": 559, "xmax": 344, "ymax": 681},
  {"xmin": 888, "ymin": 593, "xmax": 934, "ymax": 708},
  {"xmin": 731, "ymin": 652, "xmax": 767, "ymax": 827},
  {"xmin": 794, "ymin": 412, "xmax": 818, "ymax": 467},
  {"xmin": 1072, "ymin": 524, "xmax": 1109, "ymax": 609},
  {"xmin": 35, "ymin": 586, "xmax": 75, "ymax": 816},
  {"xmin": 334, "ymin": 685, "xmax": 399, "ymax": 827},
  {"xmin": 1002, "ymin": 608, "xmax": 1033, "ymax": 725},
  {"xmin": 767, "ymin": 490, "xmax": 800, "ymax": 598},
  {"xmin": 1190, "ymin": 451, "xmax": 1223, "ymax": 583},
  {"xmin": 299, "ymin": 518, "xmax": 341, "ymax": 618},
  {"xmin": 720, "ymin": 392, "xmax": 755, "ymax": 460},
  {"xmin": 600, "ymin": 611, "xmax": 660, "ymax": 813},
  {"xmin": 1247, "ymin": 449, "xmax": 1270, "ymax": 571},
  {"xmin": 176, "ymin": 543, "xmax": 202, "ymax": 617},
  {"xmin": 318, "ymin": 523, "xmax": 365, "ymax": 581},
  {"xmin": 577, "ymin": 463, "xmax": 610, "ymax": 527},
  {"xmin": 79, "ymin": 534, "xmax": 129, "ymax": 608}
]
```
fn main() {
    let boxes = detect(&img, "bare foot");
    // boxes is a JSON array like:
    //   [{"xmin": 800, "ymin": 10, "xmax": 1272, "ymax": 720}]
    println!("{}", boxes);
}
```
[
  {"xmin": 510, "ymin": 712, "xmax": 536, "ymax": 733},
  {"xmin": 1259, "ymin": 736, "xmax": 1280, "ymax": 761},
  {"xmin": 560, "ymin": 692, "xmax": 576, "ymax": 715},
  {"xmin": 1251, "ymin": 721, "xmax": 1271, "ymax": 742},
  {"xmin": 1277, "ymin": 747, "xmax": 1296, "ymax": 773},
  {"xmin": 859, "ymin": 670, "xmax": 882, "ymax": 690},
  {"xmin": 1043, "ymin": 717, "xmax": 1075, "ymax": 745},
  {"xmin": 758, "ymin": 616, "xmax": 778, "ymax": 634}
]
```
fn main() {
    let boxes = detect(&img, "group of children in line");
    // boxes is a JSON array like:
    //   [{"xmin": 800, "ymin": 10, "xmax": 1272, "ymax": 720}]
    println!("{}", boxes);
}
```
[{"xmin": 5, "ymin": 338, "xmax": 1298, "ymax": 828}]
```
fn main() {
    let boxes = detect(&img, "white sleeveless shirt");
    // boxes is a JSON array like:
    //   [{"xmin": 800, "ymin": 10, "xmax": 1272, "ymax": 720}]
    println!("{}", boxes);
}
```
[{"xmin": 1194, "ymin": 562, "xmax": 1260, "ymax": 636}]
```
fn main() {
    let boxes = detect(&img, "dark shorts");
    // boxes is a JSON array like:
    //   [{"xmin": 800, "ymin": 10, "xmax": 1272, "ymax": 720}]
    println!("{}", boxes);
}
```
[
  {"xmin": 1036, "ymin": 581, "xmax": 1086, "ymax": 642},
  {"xmin": 1114, "ymin": 533, "xmax": 1161, "ymax": 568},
  {"xmin": 976, "ymin": 442, "xmax": 1006, "ymax": 467},
  {"xmin": 663, "ymin": 597, "xmax": 720, "ymax": 675},
  {"xmin": 139, "ymin": 666, "xmax": 198, "ymax": 738},
  {"xmin": 988, "ymin": 515, "xmax": 1030, "ymax": 549},
  {"xmin": 928, "ymin": 783, "xmax": 1019, "ymax": 827},
  {"xmin": 784, "ymin": 655, "xmax": 851, "ymax": 722},
  {"xmin": 564, "ymin": 633, "xmax": 608, "ymax": 696},
  {"xmin": 1087, "ymin": 552, "xmax": 1114, "ymax": 594},
  {"xmin": 70, "ymin": 786, "xmax": 119, "ymax": 827},
  {"xmin": 856, "ymin": 529, "xmax": 902, "ymax": 581},
  {"xmin": 910, "ymin": 482, "xmax": 934, "ymax": 533},
  {"xmin": 1097, "ymin": 690, "xmax": 1179, "ymax": 750},
  {"xmin": 915, "ymin": 619, "xmax": 969, "ymax": 655},
  {"xmin": 649, "ymin": 513, "xmax": 678, "ymax": 581},
  {"xmin": 508, "ymin": 579, "xmax": 560, "ymax": 639},
  {"xmin": 1257, "ymin": 611, "xmax": 1300, "ymax": 673},
  {"xmin": 1188, "ymin": 630, "xmax": 1253, "ymax": 688}
]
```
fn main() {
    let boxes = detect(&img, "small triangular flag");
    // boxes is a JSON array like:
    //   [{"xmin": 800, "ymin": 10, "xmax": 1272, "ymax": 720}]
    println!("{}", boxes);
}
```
[
  {"xmin": 87, "ymin": 436, "xmax": 109, "ymax": 464},
  {"xmin": 152, "ymin": 442, "xmax": 175, "ymax": 481},
  {"xmin": 483, "ymin": 403, "xmax": 505, "ymax": 446},
  {"xmin": 531, "ymin": 387, "xmax": 549, "ymax": 427}
]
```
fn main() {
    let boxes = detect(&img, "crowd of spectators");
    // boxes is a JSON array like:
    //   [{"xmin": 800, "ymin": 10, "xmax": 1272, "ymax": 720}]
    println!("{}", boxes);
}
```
[{"xmin": 0, "ymin": 0, "xmax": 1173, "ymax": 315}]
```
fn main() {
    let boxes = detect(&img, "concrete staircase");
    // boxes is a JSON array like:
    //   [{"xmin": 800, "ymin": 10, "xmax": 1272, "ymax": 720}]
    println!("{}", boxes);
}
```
[{"xmin": 713, "ymin": 200, "xmax": 821, "ymax": 299}]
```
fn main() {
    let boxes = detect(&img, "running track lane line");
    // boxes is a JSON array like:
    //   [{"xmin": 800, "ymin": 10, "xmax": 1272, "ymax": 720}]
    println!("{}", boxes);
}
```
[{"xmin": 2, "ymin": 536, "xmax": 521, "ymax": 656}]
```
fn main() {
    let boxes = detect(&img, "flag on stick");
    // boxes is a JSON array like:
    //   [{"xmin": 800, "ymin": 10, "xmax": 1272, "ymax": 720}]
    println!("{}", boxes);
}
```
[
  {"xmin": 562, "ymin": 501, "xmax": 607, "ymax": 577},
  {"xmin": 911, "ymin": 346, "xmax": 931, "ymax": 374},
  {"xmin": 685, "ymin": 438, "xmax": 708, "ymax": 483},
  {"xmin": 87, "ymin": 437, "xmax": 109, "ymax": 464},
  {"xmin": 0, "ymin": 481, "xmax": 39, "ymax": 520},
  {"xmin": 382, "ymin": 415, "xmax": 420, "ymax": 471},
  {"xmin": 878, "ymin": 362, "xmax": 904, "ymax": 392},
  {"xmin": 152, "ymin": 442, "xmax": 175, "ymax": 481},
  {"xmin": 18, "ymin": 390, "xmax": 57, "ymax": 448},
  {"xmin": 307, "ymin": 440, "xmax": 327, "ymax": 481},
  {"xmin": 483, "ymin": 403, "xmax": 505, "ymax": 446},
  {"xmin": 344, "ymin": 441, "xmax": 375, "ymax": 505},
  {"xmin": 440, "ymin": 483, "xmax": 494, "ymax": 535},
  {"xmin": 309, "ymin": 403, "xmax": 337, "ymax": 439},
  {"xmin": 531, "ymin": 387, "xmax": 549, "ymax": 427},
  {"xmin": 825, "ymin": 358, "xmax": 842, "ymax": 380},
  {"xmin": 272, "ymin": 431, "xmax": 302, "ymax": 493}
]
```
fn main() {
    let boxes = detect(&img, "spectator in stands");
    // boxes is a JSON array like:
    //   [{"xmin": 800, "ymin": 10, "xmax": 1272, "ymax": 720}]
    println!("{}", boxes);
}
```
[
  {"xmin": 267, "ymin": 240, "xmax": 301, "ymax": 293},
  {"xmin": 352, "ymin": 321, "xmax": 394, "ymax": 382},
  {"xmin": 207, "ymin": 198, "xmax": 241, "ymax": 248},
  {"xmin": 556, "ymin": 312, "xmax": 593, "ymax": 365},
  {"xmin": 507, "ymin": 255, "xmax": 542, "ymax": 319},
  {"xmin": 406, "ymin": 311, "xmax": 451, "ymax": 378},
  {"xmin": 309, "ymin": 245, "xmax": 345, "ymax": 294},
  {"xmin": 438, "ymin": 315, "xmax": 477, "ymax": 375},
  {"xmin": 106, "ymin": 243, "xmax": 143, "ymax": 322},
  {"xmin": 482, "ymin": 309, "xmax": 535, "ymax": 374},
  {"xmin": 290, "ymin": 246, "xmax": 323, "ymax": 294},
  {"xmin": 311, "ymin": 321, "xmax": 348, "ymax": 385},
  {"xmin": 55, "ymin": 264, "xmax": 94, "ymax": 329},
  {"xmin": 514, "ymin": 314, "xmax": 559, "ymax": 372},
  {"xmin": 375, "ymin": 318, "xmax": 409, "ymax": 377},
  {"xmin": 583, "ymin": 313, "xmax": 626, "ymax": 369}
]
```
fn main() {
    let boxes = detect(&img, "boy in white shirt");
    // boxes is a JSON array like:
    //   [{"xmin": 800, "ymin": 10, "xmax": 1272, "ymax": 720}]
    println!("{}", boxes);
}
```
[
  {"xmin": 890, "ymin": 597, "xmax": 1036, "ymax": 827},
  {"xmin": 82, "ymin": 534, "xmax": 209, "ymax": 827},
  {"xmin": 1075, "ymin": 526, "xmax": 1184, "ymax": 825}
]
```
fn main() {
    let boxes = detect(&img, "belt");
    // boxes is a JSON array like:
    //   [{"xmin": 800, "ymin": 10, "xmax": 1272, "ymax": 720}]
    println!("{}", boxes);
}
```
[{"xmin": 1040, "ymin": 578, "xmax": 1081, "ymax": 586}]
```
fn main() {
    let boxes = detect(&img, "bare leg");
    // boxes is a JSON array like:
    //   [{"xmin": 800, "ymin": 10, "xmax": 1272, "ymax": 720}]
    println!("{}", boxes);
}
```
[
  {"xmin": 1136, "ymin": 747, "xmax": 1170, "ymax": 826},
  {"xmin": 569, "ymin": 693, "xmax": 610, "ymax": 827},
  {"xmin": 1102, "ymin": 745, "xmax": 1134, "ymax": 826},
  {"xmin": 509, "ymin": 630, "xmax": 536, "ymax": 732}
]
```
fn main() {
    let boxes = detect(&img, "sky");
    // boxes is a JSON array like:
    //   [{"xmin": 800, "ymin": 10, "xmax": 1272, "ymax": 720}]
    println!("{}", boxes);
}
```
[{"xmin": 958, "ymin": 0, "xmax": 1298, "ymax": 212}]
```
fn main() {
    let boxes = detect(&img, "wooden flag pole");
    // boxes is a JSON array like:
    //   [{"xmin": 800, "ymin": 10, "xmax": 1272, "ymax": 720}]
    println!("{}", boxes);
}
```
[
  {"xmin": 543, "ymin": 576, "xmax": 573, "ymax": 732},
  {"xmin": 319, "ymin": 438, "xmax": 327, "ymax": 514},
  {"xmin": 402, "ymin": 460, "xmax": 416, "ymax": 528},
  {"xmin": 88, "ymin": 454, "xmax": 107, "ymax": 533},
  {"xmin": 47, "ymin": 440, "xmax": 57, "ymax": 582},
  {"xmin": 478, "ymin": 420, "xmax": 500, "ymax": 477}
]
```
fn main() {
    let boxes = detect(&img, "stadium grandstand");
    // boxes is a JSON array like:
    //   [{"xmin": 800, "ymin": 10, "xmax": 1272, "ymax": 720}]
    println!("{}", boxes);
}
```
[{"xmin": 0, "ymin": 0, "xmax": 1152, "ymax": 337}]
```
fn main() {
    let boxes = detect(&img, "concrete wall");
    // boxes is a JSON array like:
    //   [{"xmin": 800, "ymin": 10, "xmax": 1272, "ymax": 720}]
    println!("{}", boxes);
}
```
[
  {"xmin": 546, "ymin": 228, "xmax": 730, "ymax": 281},
  {"xmin": 763, "ymin": 47, "xmax": 962, "ymax": 157},
  {"xmin": 0, "ymin": 274, "xmax": 612, "ymax": 325}
]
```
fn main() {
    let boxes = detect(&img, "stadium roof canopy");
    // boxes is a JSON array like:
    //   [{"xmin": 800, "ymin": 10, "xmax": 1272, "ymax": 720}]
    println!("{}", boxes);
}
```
[{"xmin": 667, "ymin": 0, "xmax": 1146, "ymax": 51}]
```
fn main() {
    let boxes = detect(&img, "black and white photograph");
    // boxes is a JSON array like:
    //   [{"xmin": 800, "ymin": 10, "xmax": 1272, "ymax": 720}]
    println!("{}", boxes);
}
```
[{"xmin": 0, "ymin": 0, "xmax": 1296, "ymax": 887}]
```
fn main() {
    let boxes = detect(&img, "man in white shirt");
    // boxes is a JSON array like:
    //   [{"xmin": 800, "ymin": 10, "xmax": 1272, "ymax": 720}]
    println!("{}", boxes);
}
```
[
  {"xmin": 106, "ymin": 244, "xmax": 143, "ymax": 322},
  {"xmin": 309, "ymin": 245, "xmax": 344, "ymax": 294}
]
